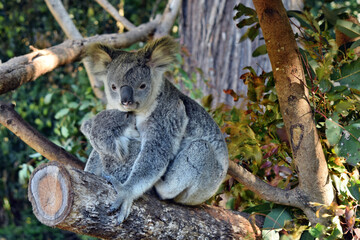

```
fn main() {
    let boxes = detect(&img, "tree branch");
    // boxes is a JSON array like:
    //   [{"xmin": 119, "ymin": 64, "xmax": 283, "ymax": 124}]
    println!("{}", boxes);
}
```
[
  {"xmin": 252, "ymin": 0, "xmax": 334, "ymax": 224},
  {"xmin": 94, "ymin": 0, "xmax": 136, "ymax": 31},
  {"xmin": 0, "ymin": 102, "xmax": 84, "ymax": 169},
  {"xmin": 28, "ymin": 161, "xmax": 262, "ymax": 239},
  {"xmin": 154, "ymin": 0, "xmax": 182, "ymax": 38},
  {"xmin": 45, "ymin": 0, "xmax": 104, "ymax": 100},
  {"xmin": 0, "ymin": 17, "xmax": 160, "ymax": 96}
]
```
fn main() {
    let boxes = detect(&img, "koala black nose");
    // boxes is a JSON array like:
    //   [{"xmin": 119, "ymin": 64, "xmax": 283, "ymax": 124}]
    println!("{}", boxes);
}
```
[{"xmin": 120, "ymin": 85, "xmax": 134, "ymax": 106}]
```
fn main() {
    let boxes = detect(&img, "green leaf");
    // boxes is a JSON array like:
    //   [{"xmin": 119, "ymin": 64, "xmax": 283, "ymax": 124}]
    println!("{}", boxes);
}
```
[
  {"xmin": 61, "ymin": 126, "xmax": 69, "ymax": 138},
  {"xmin": 55, "ymin": 108, "xmax": 70, "ymax": 119},
  {"xmin": 309, "ymin": 223, "xmax": 326, "ymax": 237},
  {"xmin": 237, "ymin": 17, "xmax": 257, "ymax": 28},
  {"xmin": 336, "ymin": 19, "xmax": 360, "ymax": 38},
  {"xmin": 331, "ymin": 59, "xmax": 360, "ymax": 91},
  {"xmin": 243, "ymin": 202, "xmax": 272, "ymax": 214},
  {"xmin": 68, "ymin": 102, "xmax": 79, "ymax": 109},
  {"xmin": 252, "ymin": 44, "xmax": 267, "ymax": 57},
  {"xmin": 300, "ymin": 231, "xmax": 315, "ymax": 240},
  {"xmin": 233, "ymin": 3, "xmax": 257, "ymax": 20},
  {"xmin": 322, "ymin": 6, "xmax": 338, "ymax": 26},
  {"xmin": 263, "ymin": 206, "xmax": 292, "ymax": 230},
  {"xmin": 348, "ymin": 180, "xmax": 360, "ymax": 201},
  {"xmin": 325, "ymin": 118, "xmax": 341, "ymax": 145},
  {"xmin": 319, "ymin": 79, "xmax": 332, "ymax": 93},
  {"xmin": 287, "ymin": 11, "xmax": 312, "ymax": 30},
  {"xmin": 334, "ymin": 122, "xmax": 360, "ymax": 165},
  {"xmin": 351, "ymin": 39, "xmax": 360, "ymax": 49},
  {"xmin": 44, "ymin": 93, "xmax": 53, "ymax": 104}
]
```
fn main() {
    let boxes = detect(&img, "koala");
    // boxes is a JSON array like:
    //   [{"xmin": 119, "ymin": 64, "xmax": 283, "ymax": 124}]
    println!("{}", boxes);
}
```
[
  {"xmin": 80, "ymin": 109, "xmax": 140, "ymax": 185},
  {"xmin": 85, "ymin": 36, "xmax": 229, "ymax": 224}
]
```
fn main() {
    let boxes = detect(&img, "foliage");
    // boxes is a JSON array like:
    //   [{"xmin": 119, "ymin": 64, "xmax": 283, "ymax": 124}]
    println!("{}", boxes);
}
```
[
  {"xmin": 230, "ymin": 1, "xmax": 360, "ymax": 238},
  {"xmin": 0, "ymin": 0, "xmax": 167, "ymax": 238}
]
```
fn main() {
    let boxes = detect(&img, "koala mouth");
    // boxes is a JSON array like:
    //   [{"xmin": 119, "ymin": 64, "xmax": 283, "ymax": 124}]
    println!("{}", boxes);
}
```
[{"xmin": 121, "ymin": 102, "xmax": 139, "ymax": 111}]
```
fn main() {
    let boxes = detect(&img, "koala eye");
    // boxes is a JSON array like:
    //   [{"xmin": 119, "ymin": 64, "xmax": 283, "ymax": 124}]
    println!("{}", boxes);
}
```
[
  {"xmin": 111, "ymin": 84, "xmax": 117, "ymax": 91},
  {"xmin": 139, "ymin": 83, "xmax": 146, "ymax": 89}
]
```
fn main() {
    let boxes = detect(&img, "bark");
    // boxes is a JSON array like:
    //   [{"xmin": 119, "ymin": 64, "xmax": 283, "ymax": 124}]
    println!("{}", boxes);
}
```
[
  {"xmin": 0, "ymin": 18, "xmax": 160, "ymax": 96},
  {"xmin": 252, "ymin": 0, "xmax": 334, "ymax": 224},
  {"xmin": 0, "ymin": 102, "xmax": 84, "ymax": 169},
  {"xmin": 29, "ymin": 161, "xmax": 262, "ymax": 239},
  {"xmin": 179, "ymin": 0, "xmax": 302, "ymax": 106},
  {"xmin": 154, "ymin": 0, "xmax": 182, "ymax": 38}
]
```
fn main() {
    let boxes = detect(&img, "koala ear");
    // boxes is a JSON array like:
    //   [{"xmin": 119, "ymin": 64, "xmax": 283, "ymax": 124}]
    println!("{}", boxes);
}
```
[
  {"xmin": 80, "ymin": 119, "xmax": 92, "ymax": 139},
  {"xmin": 84, "ymin": 43, "xmax": 123, "ymax": 74},
  {"xmin": 142, "ymin": 36, "xmax": 178, "ymax": 71}
]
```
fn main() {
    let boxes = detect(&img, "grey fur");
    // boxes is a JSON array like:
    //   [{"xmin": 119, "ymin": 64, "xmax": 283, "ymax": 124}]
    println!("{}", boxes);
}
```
[
  {"xmin": 81, "ymin": 110, "xmax": 140, "ymax": 185},
  {"xmin": 85, "ymin": 37, "xmax": 229, "ymax": 224}
]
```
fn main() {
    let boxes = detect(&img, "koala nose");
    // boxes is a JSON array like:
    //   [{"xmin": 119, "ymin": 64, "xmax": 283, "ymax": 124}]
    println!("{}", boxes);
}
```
[{"xmin": 120, "ymin": 85, "xmax": 134, "ymax": 106}]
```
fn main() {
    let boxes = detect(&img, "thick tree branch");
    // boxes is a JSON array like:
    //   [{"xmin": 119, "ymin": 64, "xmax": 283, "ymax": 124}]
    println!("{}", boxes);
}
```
[
  {"xmin": 0, "ymin": 17, "xmax": 160, "ymax": 96},
  {"xmin": 154, "ymin": 0, "xmax": 182, "ymax": 38},
  {"xmin": 252, "ymin": 0, "xmax": 334, "ymax": 224},
  {"xmin": 28, "ymin": 161, "xmax": 262, "ymax": 239},
  {"xmin": 0, "ymin": 102, "xmax": 84, "ymax": 169},
  {"xmin": 94, "ymin": 0, "xmax": 136, "ymax": 31}
]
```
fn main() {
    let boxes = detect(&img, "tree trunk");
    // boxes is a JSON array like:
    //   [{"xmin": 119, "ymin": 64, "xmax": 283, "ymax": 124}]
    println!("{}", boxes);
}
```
[
  {"xmin": 28, "ymin": 161, "xmax": 262, "ymax": 239},
  {"xmin": 252, "ymin": 0, "xmax": 334, "ymax": 224},
  {"xmin": 179, "ymin": 0, "xmax": 301, "ymax": 106}
]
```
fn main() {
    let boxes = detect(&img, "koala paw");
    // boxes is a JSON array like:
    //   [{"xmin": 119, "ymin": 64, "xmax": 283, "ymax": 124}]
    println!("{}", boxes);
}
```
[
  {"xmin": 102, "ymin": 174, "xmax": 121, "ymax": 192},
  {"xmin": 109, "ymin": 191, "xmax": 134, "ymax": 225}
]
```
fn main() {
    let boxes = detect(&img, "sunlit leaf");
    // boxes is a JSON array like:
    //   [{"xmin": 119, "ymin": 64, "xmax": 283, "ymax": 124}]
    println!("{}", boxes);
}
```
[{"xmin": 263, "ymin": 206, "xmax": 292, "ymax": 230}]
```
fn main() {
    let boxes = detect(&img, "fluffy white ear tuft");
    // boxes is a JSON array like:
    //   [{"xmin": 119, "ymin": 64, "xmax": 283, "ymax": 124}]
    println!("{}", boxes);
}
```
[
  {"xmin": 84, "ymin": 43, "xmax": 123, "ymax": 74},
  {"xmin": 142, "ymin": 36, "xmax": 178, "ymax": 71}
]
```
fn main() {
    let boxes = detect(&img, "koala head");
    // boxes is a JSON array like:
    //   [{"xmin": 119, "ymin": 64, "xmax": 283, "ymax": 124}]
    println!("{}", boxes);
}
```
[
  {"xmin": 80, "ymin": 110, "xmax": 139, "ymax": 161},
  {"xmin": 85, "ymin": 36, "xmax": 178, "ymax": 112}
]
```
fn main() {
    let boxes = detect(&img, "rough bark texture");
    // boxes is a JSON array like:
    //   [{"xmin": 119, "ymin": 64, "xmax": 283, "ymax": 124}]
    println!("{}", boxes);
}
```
[
  {"xmin": 29, "ymin": 162, "xmax": 262, "ymax": 239},
  {"xmin": 0, "ymin": 18, "xmax": 160, "ymax": 95},
  {"xmin": 0, "ymin": 102, "xmax": 84, "ymax": 169},
  {"xmin": 252, "ymin": 0, "xmax": 334, "ymax": 224},
  {"xmin": 179, "ymin": 0, "xmax": 302, "ymax": 106}
]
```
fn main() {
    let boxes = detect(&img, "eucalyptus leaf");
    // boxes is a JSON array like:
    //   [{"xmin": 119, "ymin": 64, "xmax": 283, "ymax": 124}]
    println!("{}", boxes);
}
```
[
  {"xmin": 336, "ymin": 19, "xmax": 360, "ymax": 38},
  {"xmin": 263, "ymin": 206, "xmax": 292, "ymax": 230},
  {"xmin": 54, "ymin": 108, "xmax": 70, "ymax": 119},
  {"xmin": 252, "ymin": 44, "xmax": 267, "ymax": 57}
]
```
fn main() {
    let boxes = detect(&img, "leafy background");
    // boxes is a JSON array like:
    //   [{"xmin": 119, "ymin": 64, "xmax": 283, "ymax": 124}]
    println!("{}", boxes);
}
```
[{"xmin": 1, "ymin": 0, "xmax": 360, "ymax": 239}]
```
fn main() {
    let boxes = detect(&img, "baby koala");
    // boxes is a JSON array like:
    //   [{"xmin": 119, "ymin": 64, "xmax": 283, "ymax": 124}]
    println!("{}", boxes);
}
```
[{"xmin": 80, "ymin": 109, "xmax": 140, "ymax": 186}]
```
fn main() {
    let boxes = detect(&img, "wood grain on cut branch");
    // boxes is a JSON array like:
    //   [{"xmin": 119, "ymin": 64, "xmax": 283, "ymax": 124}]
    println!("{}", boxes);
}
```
[
  {"xmin": 29, "ymin": 161, "xmax": 262, "ymax": 239},
  {"xmin": 154, "ymin": 0, "xmax": 182, "ymax": 38},
  {"xmin": 95, "ymin": 0, "xmax": 136, "ymax": 31},
  {"xmin": 0, "ymin": 18, "xmax": 160, "ymax": 96},
  {"xmin": 0, "ymin": 102, "xmax": 84, "ymax": 169}
]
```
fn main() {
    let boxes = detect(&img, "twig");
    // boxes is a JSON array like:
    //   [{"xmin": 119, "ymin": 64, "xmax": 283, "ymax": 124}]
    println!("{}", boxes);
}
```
[
  {"xmin": 154, "ymin": 0, "xmax": 182, "ymax": 38},
  {"xmin": 95, "ymin": 0, "xmax": 136, "ymax": 31},
  {"xmin": 45, "ymin": 0, "xmax": 105, "ymax": 100},
  {"xmin": 0, "ymin": 102, "xmax": 84, "ymax": 169}
]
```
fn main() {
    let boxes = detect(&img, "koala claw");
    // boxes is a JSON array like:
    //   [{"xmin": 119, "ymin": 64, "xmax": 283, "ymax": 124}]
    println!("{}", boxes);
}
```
[{"xmin": 108, "ymin": 191, "xmax": 134, "ymax": 225}]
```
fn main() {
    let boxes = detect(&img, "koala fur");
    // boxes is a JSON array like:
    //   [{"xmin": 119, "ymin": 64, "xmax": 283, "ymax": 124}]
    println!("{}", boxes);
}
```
[
  {"xmin": 85, "ymin": 36, "xmax": 229, "ymax": 224},
  {"xmin": 80, "ymin": 110, "xmax": 140, "ymax": 185}
]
